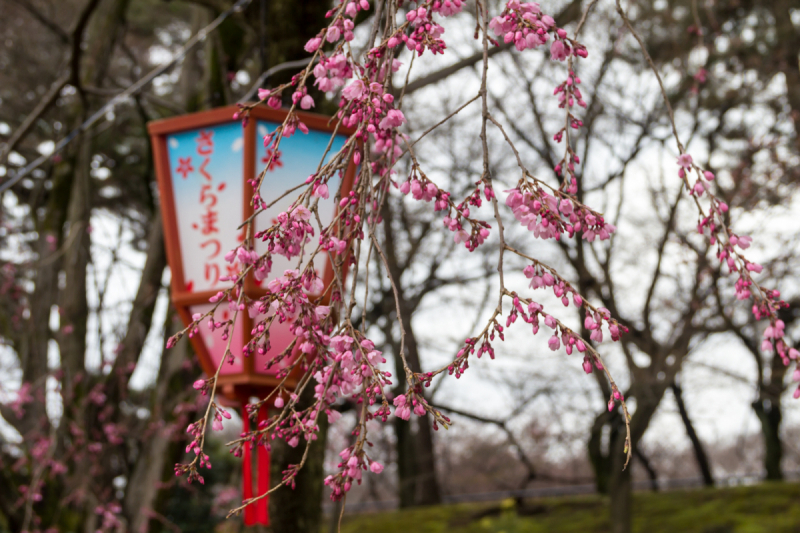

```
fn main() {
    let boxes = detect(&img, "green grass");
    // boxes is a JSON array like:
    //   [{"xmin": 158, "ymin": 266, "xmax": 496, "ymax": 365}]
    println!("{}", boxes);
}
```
[{"xmin": 332, "ymin": 482, "xmax": 800, "ymax": 533}]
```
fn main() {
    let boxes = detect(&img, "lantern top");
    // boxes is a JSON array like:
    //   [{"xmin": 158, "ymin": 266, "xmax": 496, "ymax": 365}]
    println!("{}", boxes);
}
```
[{"xmin": 147, "ymin": 104, "xmax": 353, "ymax": 137}]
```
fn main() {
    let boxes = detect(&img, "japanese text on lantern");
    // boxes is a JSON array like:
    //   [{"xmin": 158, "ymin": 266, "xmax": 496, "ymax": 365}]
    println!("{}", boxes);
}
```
[
  {"xmin": 166, "ymin": 121, "xmax": 244, "ymax": 294},
  {"xmin": 187, "ymin": 131, "xmax": 226, "ymax": 287}
]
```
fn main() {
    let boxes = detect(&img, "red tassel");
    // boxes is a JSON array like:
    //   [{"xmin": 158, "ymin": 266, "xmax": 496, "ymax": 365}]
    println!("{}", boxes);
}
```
[
  {"xmin": 241, "ymin": 404, "xmax": 256, "ymax": 526},
  {"xmin": 256, "ymin": 405, "xmax": 270, "ymax": 525}
]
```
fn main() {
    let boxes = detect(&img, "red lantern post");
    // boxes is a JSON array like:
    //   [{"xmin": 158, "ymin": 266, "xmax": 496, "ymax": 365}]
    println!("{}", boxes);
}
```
[{"xmin": 147, "ymin": 106, "xmax": 355, "ymax": 526}]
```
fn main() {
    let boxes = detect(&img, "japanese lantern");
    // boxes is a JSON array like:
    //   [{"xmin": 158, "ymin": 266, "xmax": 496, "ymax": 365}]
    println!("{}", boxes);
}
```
[{"xmin": 148, "ymin": 105, "xmax": 355, "ymax": 525}]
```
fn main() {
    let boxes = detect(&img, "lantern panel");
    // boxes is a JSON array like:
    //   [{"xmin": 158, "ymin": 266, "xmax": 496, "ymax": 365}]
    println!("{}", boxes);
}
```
[
  {"xmin": 189, "ymin": 303, "xmax": 245, "ymax": 375},
  {"xmin": 166, "ymin": 121, "xmax": 245, "ymax": 294},
  {"xmin": 251, "ymin": 313, "xmax": 298, "ymax": 378},
  {"xmin": 254, "ymin": 121, "xmax": 348, "ymax": 296}
]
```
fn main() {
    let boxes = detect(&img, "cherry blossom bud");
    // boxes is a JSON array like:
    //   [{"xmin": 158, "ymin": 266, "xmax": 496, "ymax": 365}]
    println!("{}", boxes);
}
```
[
  {"xmin": 301, "ymin": 95, "xmax": 315, "ymax": 110},
  {"xmin": 314, "ymin": 183, "xmax": 329, "ymax": 199},
  {"xmin": 370, "ymin": 461, "xmax": 384, "ymax": 474},
  {"xmin": 550, "ymin": 40, "xmax": 568, "ymax": 61},
  {"xmin": 327, "ymin": 26, "xmax": 340, "ymax": 42},
  {"xmin": 305, "ymin": 37, "xmax": 322, "ymax": 53},
  {"xmin": 548, "ymin": 335, "xmax": 560, "ymax": 351}
]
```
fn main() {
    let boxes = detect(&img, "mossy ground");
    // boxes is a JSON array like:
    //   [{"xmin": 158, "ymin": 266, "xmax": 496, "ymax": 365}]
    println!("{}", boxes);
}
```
[{"xmin": 331, "ymin": 482, "xmax": 800, "ymax": 533}]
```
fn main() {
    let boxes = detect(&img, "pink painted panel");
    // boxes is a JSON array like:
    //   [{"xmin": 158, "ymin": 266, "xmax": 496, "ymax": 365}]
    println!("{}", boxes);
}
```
[{"xmin": 190, "ymin": 303, "xmax": 244, "ymax": 375}]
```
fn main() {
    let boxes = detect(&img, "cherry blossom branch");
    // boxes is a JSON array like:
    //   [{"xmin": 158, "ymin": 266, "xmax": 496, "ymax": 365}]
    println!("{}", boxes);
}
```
[
  {"xmin": 614, "ymin": 0, "xmax": 799, "ymax": 380},
  {"xmin": 169, "ymin": 0, "xmax": 640, "ymax": 514}
]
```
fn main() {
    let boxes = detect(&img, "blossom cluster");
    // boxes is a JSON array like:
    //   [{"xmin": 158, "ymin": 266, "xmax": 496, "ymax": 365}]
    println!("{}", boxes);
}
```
[
  {"xmin": 505, "ymin": 186, "xmax": 616, "ymax": 242},
  {"xmin": 172, "ymin": 0, "xmax": 634, "ymax": 504},
  {"xmin": 489, "ymin": 1, "xmax": 582, "ymax": 57},
  {"xmin": 676, "ymin": 152, "xmax": 799, "ymax": 386}
]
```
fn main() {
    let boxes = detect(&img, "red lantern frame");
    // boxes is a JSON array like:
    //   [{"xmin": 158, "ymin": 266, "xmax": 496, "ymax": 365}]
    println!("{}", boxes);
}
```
[{"xmin": 148, "ymin": 105, "xmax": 355, "ymax": 400}]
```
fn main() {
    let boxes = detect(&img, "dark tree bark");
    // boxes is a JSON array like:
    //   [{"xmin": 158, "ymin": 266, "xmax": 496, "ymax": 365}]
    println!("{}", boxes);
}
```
[
  {"xmin": 124, "ymin": 311, "xmax": 196, "ymax": 532},
  {"xmin": 609, "ymin": 429, "xmax": 632, "ymax": 533},
  {"xmin": 381, "ymin": 198, "xmax": 442, "ymax": 507},
  {"xmin": 731, "ymin": 301, "xmax": 798, "ymax": 482},
  {"xmin": 769, "ymin": 0, "xmax": 800, "ymax": 150},
  {"xmin": 386, "ymin": 297, "xmax": 442, "ymax": 507},
  {"xmin": 752, "ymin": 341, "xmax": 790, "ymax": 481},
  {"xmin": 587, "ymin": 409, "xmax": 622, "ymax": 495},
  {"xmin": 608, "ymin": 396, "xmax": 661, "ymax": 533},
  {"xmin": 58, "ymin": 134, "xmax": 92, "ymax": 402},
  {"xmin": 269, "ymin": 384, "xmax": 330, "ymax": 533},
  {"xmin": 634, "ymin": 448, "xmax": 658, "ymax": 492},
  {"xmin": 671, "ymin": 381, "xmax": 714, "ymax": 486},
  {"xmin": 752, "ymin": 398, "xmax": 783, "ymax": 481},
  {"xmin": 393, "ymin": 412, "xmax": 417, "ymax": 507}
]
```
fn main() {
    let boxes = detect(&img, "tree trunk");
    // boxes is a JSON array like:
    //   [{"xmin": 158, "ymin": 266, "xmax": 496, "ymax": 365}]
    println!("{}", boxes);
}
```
[
  {"xmin": 381, "ymin": 198, "xmax": 441, "ymax": 507},
  {"xmin": 609, "ymin": 430, "xmax": 632, "ymax": 533},
  {"xmin": 388, "ymin": 305, "xmax": 441, "ymax": 506},
  {"xmin": 393, "ymin": 415, "xmax": 417, "ymax": 507},
  {"xmin": 123, "ymin": 307, "xmax": 193, "ymax": 531},
  {"xmin": 607, "ymin": 390, "xmax": 666, "ymax": 533},
  {"xmin": 770, "ymin": 0, "xmax": 800, "ymax": 150},
  {"xmin": 413, "ymin": 412, "xmax": 440, "ymax": 505},
  {"xmin": 269, "ymin": 384, "xmax": 329, "ymax": 533},
  {"xmin": 753, "ymin": 399, "xmax": 783, "ymax": 481},
  {"xmin": 58, "ymin": 134, "xmax": 92, "ymax": 401},
  {"xmin": 671, "ymin": 382, "xmax": 714, "ymax": 486},
  {"xmin": 753, "ymin": 340, "xmax": 789, "ymax": 481},
  {"xmin": 634, "ymin": 448, "xmax": 658, "ymax": 492},
  {"xmin": 588, "ymin": 409, "xmax": 622, "ymax": 494}
]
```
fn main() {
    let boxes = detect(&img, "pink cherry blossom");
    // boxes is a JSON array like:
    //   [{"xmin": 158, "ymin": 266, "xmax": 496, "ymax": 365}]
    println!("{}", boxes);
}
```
[{"xmin": 677, "ymin": 153, "xmax": 693, "ymax": 169}]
